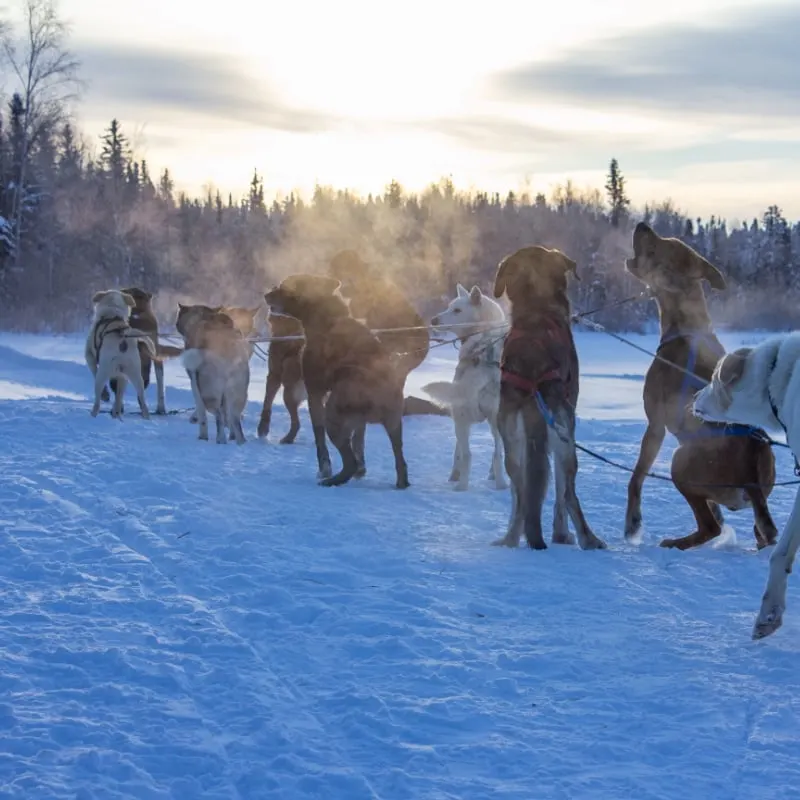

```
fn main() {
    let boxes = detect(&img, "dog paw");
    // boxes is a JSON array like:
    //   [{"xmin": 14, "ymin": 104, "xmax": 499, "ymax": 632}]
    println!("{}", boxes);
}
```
[
  {"xmin": 448, "ymin": 470, "xmax": 460, "ymax": 482},
  {"xmin": 279, "ymin": 435, "xmax": 297, "ymax": 445},
  {"xmin": 395, "ymin": 477, "xmax": 410, "ymax": 490},
  {"xmin": 659, "ymin": 537, "xmax": 689, "ymax": 550},
  {"xmin": 354, "ymin": 466, "xmax": 367, "ymax": 479},
  {"xmin": 552, "ymin": 531, "xmax": 576, "ymax": 546},
  {"xmin": 580, "ymin": 534, "xmax": 607, "ymax": 550},
  {"xmin": 141, "ymin": 411, "xmax": 151, "ymax": 420},
  {"xmin": 624, "ymin": 514, "xmax": 642, "ymax": 542},
  {"xmin": 493, "ymin": 480, "xmax": 508, "ymax": 491},
  {"xmin": 90, "ymin": 407, "xmax": 100, "ymax": 418},
  {"xmin": 154, "ymin": 407, "xmax": 166, "ymax": 416},
  {"xmin": 317, "ymin": 464, "xmax": 333, "ymax": 480},
  {"xmin": 753, "ymin": 603, "xmax": 784, "ymax": 640},
  {"xmin": 491, "ymin": 535, "xmax": 519, "ymax": 548}
]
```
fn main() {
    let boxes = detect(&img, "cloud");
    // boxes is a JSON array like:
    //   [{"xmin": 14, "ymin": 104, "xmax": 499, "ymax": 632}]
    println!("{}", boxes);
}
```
[
  {"xmin": 76, "ymin": 43, "xmax": 339, "ymax": 133},
  {"xmin": 491, "ymin": 5, "xmax": 800, "ymax": 119}
]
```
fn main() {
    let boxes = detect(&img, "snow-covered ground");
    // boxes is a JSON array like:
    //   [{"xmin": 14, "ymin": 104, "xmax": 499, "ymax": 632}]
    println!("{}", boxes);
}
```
[{"xmin": 2, "ymin": 328, "xmax": 800, "ymax": 799}]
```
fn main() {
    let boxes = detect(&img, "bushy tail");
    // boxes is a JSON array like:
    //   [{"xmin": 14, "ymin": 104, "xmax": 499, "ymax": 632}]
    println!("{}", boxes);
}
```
[
  {"xmin": 157, "ymin": 343, "xmax": 184, "ymax": 359},
  {"xmin": 181, "ymin": 348, "xmax": 205, "ymax": 372},
  {"xmin": 420, "ymin": 381, "xmax": 456, "ymax": 407},
  {"xmin": 404, "ymin": 392, "xmax": 451, "ymax": 417},
  {"xmin": 129, "ymin": 332, "xmax": 157, "ymax": 360}
]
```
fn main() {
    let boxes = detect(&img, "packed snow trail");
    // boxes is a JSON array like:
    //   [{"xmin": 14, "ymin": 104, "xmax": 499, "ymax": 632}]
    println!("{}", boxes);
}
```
[{"xmin": 1, "ymin": 331, "xmax": 800, "ymax": 799}]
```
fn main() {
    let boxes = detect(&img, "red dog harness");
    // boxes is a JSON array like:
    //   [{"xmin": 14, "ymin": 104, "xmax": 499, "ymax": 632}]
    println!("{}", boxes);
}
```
[{"xmin": 500, "ymin": 317, "xmax": 574, "ymax": 398}]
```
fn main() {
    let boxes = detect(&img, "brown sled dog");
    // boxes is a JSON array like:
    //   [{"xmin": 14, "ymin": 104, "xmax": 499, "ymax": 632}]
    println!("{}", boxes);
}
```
[
  {"xmin": 257, "ymin": 310, "xmax": 306, "ymax": 443},
  {"xmin": 492, "ymin": 247, "xmax": 606, "ymax": 551},
  {"xmin": 101, "ymin": 286, "xmax": 183, "ymax": 414},
  {"xmin": 328, "ymin": 249, "xmax": 448, "ymax": 419},
  {"xmin": 624, "ymin": 222, "xmax": 777, "ymax": 551},
  {"xmin": 265, "ymin": 273, "xmax": 409, "ymax": 488}
]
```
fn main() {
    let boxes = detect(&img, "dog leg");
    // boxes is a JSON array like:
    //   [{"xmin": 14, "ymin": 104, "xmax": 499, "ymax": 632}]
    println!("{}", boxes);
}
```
[
  {"xmin": 449, "ymin": 435, "xmax": 461, "ymax": 483},
  {"xmin": 625, "ymin": 420, "xmax": 666, "ymax": 541},
  {"xmin": 519, "ymin": 403, "xmax": 550, "ymax": 550},
  {"xmin": 385, "ymin": 421, "xmax": 410, "ymax": 490},
  {"xmin": 453, "ymin": 415, "xmax": 472, "ymax": 492},
  {"xmin": 91, "ymin": 370, "xmax": 107, "ymax": 417},
  {"xmin": 352, "ymin": 423, "xmax": 367, "ymax": 479},
  {"xmin": 551, "ymin": 448, "xmax": 575, "ymax": 546},
  {"xmin": 746, "ymin": 487, "xmax": 778, "ymax": 550},
  {"xmin": 308, "ymin": 392, "xmax": 332, "ymax": 479},
  {"xmin": 660, "ymin": 494, "xmax": 721, "ymax": 550},
  {"xmin": 154, "ymin": 359, "xmax": 166, "ymax": 415},
  {"xmin": 111, "ymin": 375, "xmax": 127, "ymax": 419},
  {"xmin": 257, "ymin": 368, "xmax": 283, "ymax": 440},
  {"xmin": 281, "ymin": 382, "xmax": 302, "ymax": 444},
  {"xmin": 492, "ymin": 404, "xmax": 526, "ymax": 547},
  {"xmin": 487, "ymin": 413, "xmax": 507, "ymax": 490},
  {"xmin": 187, "ymin": 370, "xmax": 208, "ymax": 440},
  {"xmin": 551, "ymin": 405, "xmax": 605, "ymax": 550},
  {"xmin": 320, "ymin": 410, "xmax": 358, "ymax": 487},
  {"xmin": 754, "ymin": 495, "xmax": 800, "ymax": 639},
  {"xmin": 130, "ymin": 369, "xmax": 151, "ymax": 420},
  {"xmin": 214, "ymin": 405, "xmax": 227, "ymax": 444}
]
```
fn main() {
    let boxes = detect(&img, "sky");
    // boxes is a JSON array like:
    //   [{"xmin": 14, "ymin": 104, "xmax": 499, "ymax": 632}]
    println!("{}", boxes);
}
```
[{"xmin": 19, "ymin": 0, "xmax": 800, "ymax": 219}]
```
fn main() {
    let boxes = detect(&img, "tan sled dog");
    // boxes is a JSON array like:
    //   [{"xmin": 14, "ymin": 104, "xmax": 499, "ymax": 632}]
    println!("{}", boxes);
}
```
[{"xmin": 86, "ymin": 289, "xmax": 159, "ymax": 419}]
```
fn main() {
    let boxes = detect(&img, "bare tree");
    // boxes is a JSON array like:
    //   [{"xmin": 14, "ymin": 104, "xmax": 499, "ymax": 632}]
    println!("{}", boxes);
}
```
[{"xmin": 3, "ymin": 0, "xmax": 81, "ymax": 271}]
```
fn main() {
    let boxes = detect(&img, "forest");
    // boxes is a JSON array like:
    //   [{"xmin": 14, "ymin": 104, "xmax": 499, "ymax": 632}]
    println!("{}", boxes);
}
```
[{"xmin": 0, "ymin": 1, "xmax": 797, "ymax": 334}]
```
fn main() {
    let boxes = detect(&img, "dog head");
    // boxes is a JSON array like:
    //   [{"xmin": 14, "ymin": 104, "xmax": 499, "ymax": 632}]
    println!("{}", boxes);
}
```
[
  {"xmin": 430, "ymin": 283, "xmax": 506, "ymax": 337},
  {"xmin": 221, "ymin": 305, "xmax": 261, "ymax": 338},
  {"xmin": 626, "ymin": 222, "xmax": 726, "ymax": 294},
  {"xmin": 493, "ymin": 246, "xmax": 578, "ymax": 315},
  {"xmin": 693, "ymin": 339, "xmax": 787, "ymax": 432},
  {"xmin": 264, "ymin": 274, "xmax": 347, "ymax": 325},
  {"xmin": 328, "ymin": 250, "xmax": 370, "ymax": 294},
  {"xmin": 119, "ymin": 287, "xmax": 153, "ymax": 312},
  {"xmin": 176, "ymin": 302, "xmax": 231, "ymax": 339},
  {"xmin": 92, "ymin": 289, "xmax": 135, "ymax": 321}
]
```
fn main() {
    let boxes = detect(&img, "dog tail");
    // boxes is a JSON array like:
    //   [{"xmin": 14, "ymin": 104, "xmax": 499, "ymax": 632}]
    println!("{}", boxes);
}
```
[
  {"xmin": 158, "ymin": 343, "xmax": 184, "ymax": 359},
  {"xmin": 128, "ymin": 332, "xmax": 157, "ymax": 360},
  {"xmin": 182, "ymin": 348, "xmax": 205, "ymax": 372},
  {"xmin": 403, "ymin": 392, "xmax": 450, "ymax": 417},
  {"xmin": 420, "ymin": 381, "xmax": 456, "ymax": 407}
]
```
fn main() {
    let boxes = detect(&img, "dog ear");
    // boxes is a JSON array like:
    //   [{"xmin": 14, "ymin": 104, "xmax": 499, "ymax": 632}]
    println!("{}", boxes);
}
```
[
  {"xmin": 321, "ymin": 276, "xmax": 343, "ymax": 295},
  {"xmin": 633, "ymin": 221, "xmax": 659, "ymax": 253},
  {"xmin": 696, "ymin": 253, "xmax": 726, "ymax": 291},
  {"xmin": 469, "ymin": 285, "xmax": 482, "ymax": 306},
  {"xmin": 143, "ymin": 290, "xmax": 153, "ymax": 301},
  {"xmin": 92, "ymin": 290, "xmax": 109, "ymax": 304},
  {"xmin": 457, "ymin": 283, "xmax": 469, "ymax": 299},
  {"xmin": 719, "ymin": 347, "xmax": 752, "ymax": 388},
  {"xmin": 177, "ymin": 302, "xmax": 186, "ymax": 311},
  {"xmin": 556, "ymin": 251, "xmax": 580, "ymax": 282},
  {"xmin": 121, "ymin": 292, "xmax": 136, "ymax": 308},
  {"xmin": 493, "ymin": 255, "xmax": 515, "ymax": 299}
]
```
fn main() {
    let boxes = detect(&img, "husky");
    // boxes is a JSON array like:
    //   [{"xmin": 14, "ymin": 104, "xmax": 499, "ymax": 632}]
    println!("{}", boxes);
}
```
[
  {"xmin": 693, "ymin": 334, "xmax": 800, "ymax": 639},
  {"xmin": 176, "ymin": 303, "xmax": 250, "ymax": 445},
  {"xmin": 422, "ymin": 284, "xmax": 509, "ymax": 491},
  {"xmin": 85, "ymin": 289, "xmax": 159, "ymax": 419}
]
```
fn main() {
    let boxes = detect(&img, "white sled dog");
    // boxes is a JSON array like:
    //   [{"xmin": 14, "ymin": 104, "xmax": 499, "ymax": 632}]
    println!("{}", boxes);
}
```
[
  {"xmin": 176, "ymin": 304, "xmax": 251, "ymax": 445},
  {"xmin": 423, "ymin": 284, "xmax": 509, "ymax": 491},
  {"xmin": 693, "ymin": 332, "xmax": 800, "ymax": 640},
  {"xmin": 85, "ymin": 289, "xmax": 159, "ymax": 419}
]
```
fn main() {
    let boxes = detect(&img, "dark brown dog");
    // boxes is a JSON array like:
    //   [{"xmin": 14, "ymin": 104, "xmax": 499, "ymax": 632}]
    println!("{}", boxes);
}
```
[
  {"xmin": 492, "ymin": 246, "xmax": 606, "ymax": 551},
  {"xmin": 257, "ymin": 310, "xmax": 306, "ymax": 443},
  {"xmin": 328, "ymin": 249, "xmax": 448, "ymax": 419},
  {"xmin": 624, "ymin": 222, "xmax": 777, "ymax": 550},
  {"xmin": 102, "ymin": 286, "xmax": 183, "ymax": 414},
  {"xmin": 264, "ymin": 274, "xmax": 409, "ymax": 489}
]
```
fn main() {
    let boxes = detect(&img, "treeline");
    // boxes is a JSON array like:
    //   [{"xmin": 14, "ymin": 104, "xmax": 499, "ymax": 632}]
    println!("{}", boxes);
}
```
[{"xmin": 0, "ymin": 4, "xmax": 797, "ymax": 333}]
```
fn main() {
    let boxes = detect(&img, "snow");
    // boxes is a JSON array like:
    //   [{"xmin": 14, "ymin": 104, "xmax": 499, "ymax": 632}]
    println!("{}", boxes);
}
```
[{"xmin": 2, "ymin": 327, "xmax": 800, "ymax": 799}]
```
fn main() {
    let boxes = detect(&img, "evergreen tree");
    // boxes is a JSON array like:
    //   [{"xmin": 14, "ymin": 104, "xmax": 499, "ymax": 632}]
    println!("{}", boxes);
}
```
[
  {"xmin": 99, "ymin": 119, "xmax": 130, "ymax": 186},
  {"xmin": 605, "ymin": 158, "xmax": 630, "ymax": 227}
]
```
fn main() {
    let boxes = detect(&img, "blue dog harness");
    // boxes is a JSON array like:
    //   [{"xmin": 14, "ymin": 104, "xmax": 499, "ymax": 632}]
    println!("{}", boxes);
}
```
[{"xmin": 659, "ymin": 331, "xmax": 770, "ymax": 445}]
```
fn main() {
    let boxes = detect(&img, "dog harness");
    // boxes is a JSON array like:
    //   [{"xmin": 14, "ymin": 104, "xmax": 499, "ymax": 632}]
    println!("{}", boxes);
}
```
[
  {"xmin": 90, "ymin": 317, "xmax": 131, "ymax": 369},
  {"xmin": 500, "ymin": 318, "xmax": 575, "ymax": 426},
  {"xmin": 659, "ymin": 330, "xmax": 770, "ymax": 445}
]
